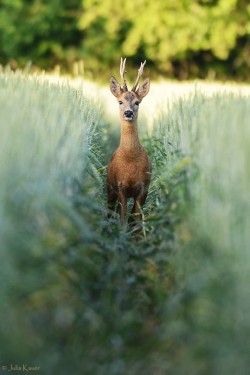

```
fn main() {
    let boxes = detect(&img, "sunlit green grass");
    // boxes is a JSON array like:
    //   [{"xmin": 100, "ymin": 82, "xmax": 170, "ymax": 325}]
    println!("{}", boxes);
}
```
[
  {"xmin": 154, "ymin": 90, "xmax": 250, "ymax": 374},
  {"xmin": 0, "ymin": 71, "xmax": 103, "ymax": 369},
  {"xmin": 1, "ymin": 71, "xmax": 250, "ymax": 375}
]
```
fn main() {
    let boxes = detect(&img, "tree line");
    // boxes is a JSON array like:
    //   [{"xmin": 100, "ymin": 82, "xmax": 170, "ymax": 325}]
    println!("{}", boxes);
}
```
[{"xmin": 0, "ymin": 0, "xmax": 249, "ymax": 80}]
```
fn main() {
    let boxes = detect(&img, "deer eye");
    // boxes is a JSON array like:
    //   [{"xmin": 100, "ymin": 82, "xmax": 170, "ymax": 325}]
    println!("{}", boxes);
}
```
[
  {"xmin": 118, "ymin": 100, "xmax": 123, "ymax": 105},
  {"xmin": 135, "ymin": 101, "xmax": 140, "ymax": 106}
]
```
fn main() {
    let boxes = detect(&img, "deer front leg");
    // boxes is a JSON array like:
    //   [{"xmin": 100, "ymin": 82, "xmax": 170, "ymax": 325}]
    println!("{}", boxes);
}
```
[
  {"xmin": 129, "ymin": 193, "xmax": 147, "ymax": 224},
  {"xmin": 128, "ymin": 193, "xmax": 148, "ymax": 237},
  {"xmin": 118, "ymin": 192, "xmax": 127, "ymax": 226},
  {"xmin": 117, "ymin": 183, "xmax": 127, "ymax": 226},
  {"xmin": 107, "ymin": 188, "xmax": 117, "ymax": 219}
]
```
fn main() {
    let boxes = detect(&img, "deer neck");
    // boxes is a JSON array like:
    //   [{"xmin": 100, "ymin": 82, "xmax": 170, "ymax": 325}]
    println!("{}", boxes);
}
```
[{"xmin": 119, "ymin": 119, "xmax": 142, "ymax": 154}]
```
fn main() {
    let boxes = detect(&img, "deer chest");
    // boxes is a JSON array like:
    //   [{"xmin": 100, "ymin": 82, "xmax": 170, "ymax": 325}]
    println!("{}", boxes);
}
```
[{"xmin": 108, "ymin": 150, "xmax": 152, "ymax": 196}]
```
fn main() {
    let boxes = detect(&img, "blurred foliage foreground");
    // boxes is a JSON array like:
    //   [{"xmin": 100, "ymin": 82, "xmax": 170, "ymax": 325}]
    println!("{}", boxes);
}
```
[
  {"xmin": 0, "ymin": 71, "xmax": 250, "ymax": 375},
  {"xmin": 0, "ymin": 0, "xmax": 250, "ymax": 80}
]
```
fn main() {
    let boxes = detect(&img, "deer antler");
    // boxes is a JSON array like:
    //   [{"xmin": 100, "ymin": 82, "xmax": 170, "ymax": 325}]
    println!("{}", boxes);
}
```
[
  {"xmin": 131, "ymin": 60, "xmax": 146, "ymax": 92},
  {"xmin": 120, "ymin": 57, "xmax": 128, "ymax": 91}
]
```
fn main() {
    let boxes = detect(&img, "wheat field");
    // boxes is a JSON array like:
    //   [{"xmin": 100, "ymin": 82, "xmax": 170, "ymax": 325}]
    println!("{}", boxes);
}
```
[{"xmin": 0, "ymin": 69, "xmax": 250, "ymax": 375}]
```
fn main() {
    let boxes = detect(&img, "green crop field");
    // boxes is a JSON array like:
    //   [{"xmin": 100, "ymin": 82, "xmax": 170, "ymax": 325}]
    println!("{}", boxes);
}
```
[{"xmin": 1, "ymin": 70, "xmax": 250, "ymax": 375}]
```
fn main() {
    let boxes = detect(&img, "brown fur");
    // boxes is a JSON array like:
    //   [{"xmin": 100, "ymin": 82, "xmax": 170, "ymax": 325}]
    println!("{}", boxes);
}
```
[{"xmin": 107, "ymin": 68, "xmax": 151, "ymax": 227}]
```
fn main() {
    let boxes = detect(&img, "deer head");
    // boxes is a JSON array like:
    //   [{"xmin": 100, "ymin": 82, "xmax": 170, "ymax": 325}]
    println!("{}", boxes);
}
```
[{"xmin": 110, "ymin": 58, "xmax": 150, "ymax": 122}]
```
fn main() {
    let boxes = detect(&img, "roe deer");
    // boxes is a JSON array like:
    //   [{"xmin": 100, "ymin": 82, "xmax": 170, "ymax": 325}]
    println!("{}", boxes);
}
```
[{"xmin": 107, "ymin": 58, "xmax": 152, "ymax": 229}]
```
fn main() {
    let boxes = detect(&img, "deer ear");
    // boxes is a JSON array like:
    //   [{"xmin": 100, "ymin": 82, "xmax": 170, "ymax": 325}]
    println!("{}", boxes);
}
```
[
  {"xmin": 136, "ymin": 78, "xmax": 150, "ymax": 100},
  {"xmin": 110, "ymin": 76, "xmax": 122, "ymax": 97}
]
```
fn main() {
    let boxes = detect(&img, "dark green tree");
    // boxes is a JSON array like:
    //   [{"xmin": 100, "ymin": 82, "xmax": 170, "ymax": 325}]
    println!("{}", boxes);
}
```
[{"xmin": 0, "ymin": 0, "xmax": 82, "ymax": 68}]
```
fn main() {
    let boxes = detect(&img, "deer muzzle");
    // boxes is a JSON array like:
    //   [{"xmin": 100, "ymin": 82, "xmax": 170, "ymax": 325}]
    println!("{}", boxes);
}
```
[{"xmin": 124, "ymin": 110, "xmax": 134, "ymax": 121}]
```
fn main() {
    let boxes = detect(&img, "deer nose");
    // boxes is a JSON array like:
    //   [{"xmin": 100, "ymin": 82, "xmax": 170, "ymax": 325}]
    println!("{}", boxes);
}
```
[{"xmin": 124, "ymin": 110, "xmax": 134, "ymax": 119}]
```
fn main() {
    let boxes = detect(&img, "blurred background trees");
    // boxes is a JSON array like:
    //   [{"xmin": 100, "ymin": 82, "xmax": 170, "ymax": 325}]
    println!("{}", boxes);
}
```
[
  {"xmin": 0, "ymin": 0, "xmax": 82, "ymax": 68},
  {"xmin": 0, "ymin": 0, "xmax": 250, "ymax": 80}
]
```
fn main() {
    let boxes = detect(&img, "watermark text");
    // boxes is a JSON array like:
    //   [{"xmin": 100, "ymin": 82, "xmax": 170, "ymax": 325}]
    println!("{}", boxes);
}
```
[{"xmin": 1, "ymin": 364, "xmax": 40, "ymax": 372}]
